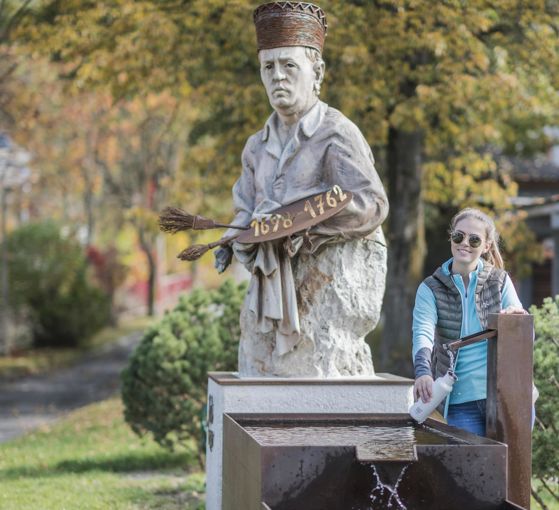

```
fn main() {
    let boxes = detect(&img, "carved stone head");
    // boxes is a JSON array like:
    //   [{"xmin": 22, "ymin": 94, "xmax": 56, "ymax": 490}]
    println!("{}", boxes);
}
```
[{"xmin": 254, "ymin": 3, "xmax": 327, "ymax": 121}]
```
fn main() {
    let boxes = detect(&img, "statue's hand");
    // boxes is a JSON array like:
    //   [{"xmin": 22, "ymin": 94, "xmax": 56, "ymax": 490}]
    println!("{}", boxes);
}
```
[{"xmin": 214, "ymin": 245, "xmax": 233, "ymax": 274}]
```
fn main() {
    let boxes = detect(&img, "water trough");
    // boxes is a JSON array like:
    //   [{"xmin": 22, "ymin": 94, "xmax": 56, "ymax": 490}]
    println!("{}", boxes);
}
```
[{"xmin": 223, "ymin": 413, "xmax": 526, "ymax": 510}]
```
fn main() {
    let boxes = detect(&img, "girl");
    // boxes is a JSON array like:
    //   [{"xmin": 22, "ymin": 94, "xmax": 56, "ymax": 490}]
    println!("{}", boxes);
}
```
[{"xmin": 412, "ymin": 208, "xmax": 527, "ymax": 436}]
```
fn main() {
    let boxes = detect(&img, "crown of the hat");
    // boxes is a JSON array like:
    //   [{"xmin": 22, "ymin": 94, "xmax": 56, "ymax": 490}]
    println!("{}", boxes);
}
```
[{"xmin": 253, "ymin": 2, "xmax": 328, "ymax": 35}]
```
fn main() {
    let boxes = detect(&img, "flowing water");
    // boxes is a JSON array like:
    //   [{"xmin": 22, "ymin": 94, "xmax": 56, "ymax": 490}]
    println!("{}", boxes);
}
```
[
  {"xmin": 368, "ymin": 464, "xmax": 410, "ymax": 510},
  {"xmin": 448, "ymin": 346, "xmax": 456, "ymax": 372}
]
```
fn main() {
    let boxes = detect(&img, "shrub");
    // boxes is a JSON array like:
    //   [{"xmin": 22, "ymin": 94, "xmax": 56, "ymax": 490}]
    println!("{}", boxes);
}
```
[
  {"xmin": 121, "ymin": 279, "xmax": 246, "ymax": 467},
  {"xmin": 530, "ymin": 296, "xmax": 559, "ymax": 504},
  {"xmin": 6, "ymin": 221, "xmax": 111, "ymax": 348}
]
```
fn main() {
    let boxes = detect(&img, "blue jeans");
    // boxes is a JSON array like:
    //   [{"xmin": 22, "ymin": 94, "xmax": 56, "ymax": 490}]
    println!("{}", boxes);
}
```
[
  {"xmin": 447, "ymin": 399, "xmax": 487, "ymax": 436},
  {"xmin": 448, "ymin": 399, "xmax": 536, "ymax": 437}
]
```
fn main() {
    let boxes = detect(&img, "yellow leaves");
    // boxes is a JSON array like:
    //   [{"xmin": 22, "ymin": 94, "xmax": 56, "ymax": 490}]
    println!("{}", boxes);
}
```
[
  {"xmin": 423, "ymin": 153, "xmax": 516, "ymax": 213},
  {"xmin": 126, "ymin": 206, "xmax": 159, "ymax": 233},
  {"xmin": 389, "ymin": 99, "xmax": 427, "ymax": 131},
  {"xmin": 178, "ymin": 83, "xmax": 192, "ymax": 99},
  {"xmin": 340, "ymin": 45, "xmax": 369, "ymax": 66},
  {"xmin": 497, "ymin": 213, "xmax": 544, "ymax": 278}
]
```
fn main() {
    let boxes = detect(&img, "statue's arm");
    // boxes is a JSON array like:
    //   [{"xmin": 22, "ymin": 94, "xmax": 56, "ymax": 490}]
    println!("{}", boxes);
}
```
[{"xmin": 313, "ymin": 122, "xmax": 388, "ymax": 238}]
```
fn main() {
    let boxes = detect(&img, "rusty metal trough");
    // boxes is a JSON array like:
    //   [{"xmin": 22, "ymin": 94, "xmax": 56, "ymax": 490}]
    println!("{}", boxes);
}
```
[{"xmin": 223, "ymin": 413, "xmax": 526, "ymax": 510}]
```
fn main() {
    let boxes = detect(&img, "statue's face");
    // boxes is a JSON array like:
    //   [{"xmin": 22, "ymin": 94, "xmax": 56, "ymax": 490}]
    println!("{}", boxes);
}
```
[{"xmin": 259, "ymin": 46, "xmax": 321, "ymax": 120}]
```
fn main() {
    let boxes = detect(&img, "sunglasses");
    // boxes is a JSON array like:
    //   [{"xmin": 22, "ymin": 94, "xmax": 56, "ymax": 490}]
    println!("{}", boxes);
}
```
[{"xmin": 450, "ymin": 230, "xmax": 483, "ymax": 248}]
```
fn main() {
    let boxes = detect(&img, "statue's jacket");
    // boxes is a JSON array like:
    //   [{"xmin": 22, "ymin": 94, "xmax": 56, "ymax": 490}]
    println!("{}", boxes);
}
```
[{"xmin": 226, "ymin": 100, "xmax": 389, "ymax": 354}]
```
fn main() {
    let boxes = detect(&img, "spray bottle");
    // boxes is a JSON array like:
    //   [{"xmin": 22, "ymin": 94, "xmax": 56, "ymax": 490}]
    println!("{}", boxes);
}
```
[{"xmin": 409, "ymin": 370, "xmax": 457, "ymax": 424}]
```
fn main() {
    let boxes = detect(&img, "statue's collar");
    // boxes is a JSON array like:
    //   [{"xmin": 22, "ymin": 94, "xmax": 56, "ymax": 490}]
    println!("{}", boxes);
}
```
[{"xmin": 261, "ymin": 100, "xmax": 328, "ymax": 142}]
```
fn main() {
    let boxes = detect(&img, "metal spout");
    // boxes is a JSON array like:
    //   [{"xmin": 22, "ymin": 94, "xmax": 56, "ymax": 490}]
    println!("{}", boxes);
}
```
[{"xmin": 444, "ymin": 328, "xmax": 497, "ymax": 352}]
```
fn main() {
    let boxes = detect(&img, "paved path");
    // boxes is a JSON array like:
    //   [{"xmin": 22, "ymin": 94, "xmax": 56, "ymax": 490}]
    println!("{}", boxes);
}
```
[{"xmin": 0, "ymin": 332, "xmax": 142, "ymax": 442}]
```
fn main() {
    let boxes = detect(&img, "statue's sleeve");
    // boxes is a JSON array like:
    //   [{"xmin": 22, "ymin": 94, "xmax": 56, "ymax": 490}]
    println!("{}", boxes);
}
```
[
  {"xmin": 225, "ymin": 138, "xmax": 256, "ymax": 236},
  {"xmin": 312, "ymin": 120, "xmax": 388, "ymax": 238}
]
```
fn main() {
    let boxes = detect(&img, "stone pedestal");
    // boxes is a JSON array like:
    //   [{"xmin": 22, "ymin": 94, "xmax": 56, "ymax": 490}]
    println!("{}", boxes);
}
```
[{"xmin": 205, "ymin": 371, "xmax": 414, "ymax": 510}]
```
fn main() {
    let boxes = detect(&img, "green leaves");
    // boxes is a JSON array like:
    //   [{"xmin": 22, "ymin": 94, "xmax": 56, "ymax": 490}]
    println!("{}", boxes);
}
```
[
  {"xmin": 121, "ymin": 279, "xmax": 247, "ymax": 464},
  {"xmin": 530, "ymin": 297, "xmax": 559, "ymax": 490},
  {"xmin": 6, "ymin": 221, "xmax": 111, "ymax": 347}
]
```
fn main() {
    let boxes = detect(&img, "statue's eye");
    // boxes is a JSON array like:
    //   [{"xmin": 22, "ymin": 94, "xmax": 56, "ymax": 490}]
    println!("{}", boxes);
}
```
[
  {"xmin": 264, "ymin": 63, "xmax": 273, "ymax": 70},
  {"xmin": 286, "ymin": 62, "xmax": 296, "ymax": 68}
]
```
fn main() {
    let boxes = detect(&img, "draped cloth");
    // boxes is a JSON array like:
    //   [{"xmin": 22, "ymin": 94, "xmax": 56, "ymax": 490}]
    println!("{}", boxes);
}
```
[{"xmin": 235, "ymin": 240, "xmax": 301, "ymax": 355}]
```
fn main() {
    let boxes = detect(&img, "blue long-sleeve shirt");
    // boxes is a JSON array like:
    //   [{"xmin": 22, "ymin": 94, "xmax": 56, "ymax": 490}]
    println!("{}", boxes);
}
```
[{"xmin": 412, "ymin": 258, "xmax": 522, "ymax": 406}]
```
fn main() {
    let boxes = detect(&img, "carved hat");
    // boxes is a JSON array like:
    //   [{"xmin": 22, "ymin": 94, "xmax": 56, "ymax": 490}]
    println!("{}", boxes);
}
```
[{"xmin": 253, "ymin": 2, "xmax": 327, "ymax": 53}]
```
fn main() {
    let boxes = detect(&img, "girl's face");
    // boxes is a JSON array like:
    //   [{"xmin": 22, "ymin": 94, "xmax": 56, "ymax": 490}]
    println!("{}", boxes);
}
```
[{"xmin": 450, "ymin": 217, "xmax": 491, "ymax": 270}]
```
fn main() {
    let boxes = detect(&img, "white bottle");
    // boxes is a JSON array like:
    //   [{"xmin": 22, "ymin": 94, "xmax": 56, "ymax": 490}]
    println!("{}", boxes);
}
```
[{"xmin": 409, "ymin": 371, "xmax": 457, "ymax": 424}]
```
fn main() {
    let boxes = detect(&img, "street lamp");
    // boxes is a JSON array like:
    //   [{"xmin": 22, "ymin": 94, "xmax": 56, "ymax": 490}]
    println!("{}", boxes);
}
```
[{"xmin": 0, "ymin": 132, "xmax": 31, "ymax": 354}]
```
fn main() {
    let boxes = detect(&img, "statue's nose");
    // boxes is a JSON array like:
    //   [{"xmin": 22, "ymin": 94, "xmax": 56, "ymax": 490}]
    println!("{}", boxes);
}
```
[{"xmin": 272, "ymin": 65, "xmax": 286, "ymax": 81}]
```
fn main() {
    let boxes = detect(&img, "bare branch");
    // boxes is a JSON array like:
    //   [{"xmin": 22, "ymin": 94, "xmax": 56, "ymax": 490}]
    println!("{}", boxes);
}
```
[
  {"xmin": 539, "ymin": 477, "xmax": 559, "ymax": 503},
  {"xmin": 531, "ymin": 485, "xmax": 550, "ymax": 510}
]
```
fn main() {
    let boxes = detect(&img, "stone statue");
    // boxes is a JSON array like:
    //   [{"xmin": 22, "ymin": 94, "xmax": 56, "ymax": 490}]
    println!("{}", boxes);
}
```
[{"xmin": 215, "ymin": 2, "xmax": 388, "ymax": 378}]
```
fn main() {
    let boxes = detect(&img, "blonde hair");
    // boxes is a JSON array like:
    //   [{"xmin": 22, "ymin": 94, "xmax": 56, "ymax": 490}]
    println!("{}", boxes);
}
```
[{"xmin": 450, "ymin": 208, "xmax": 504, "ymax": 269}]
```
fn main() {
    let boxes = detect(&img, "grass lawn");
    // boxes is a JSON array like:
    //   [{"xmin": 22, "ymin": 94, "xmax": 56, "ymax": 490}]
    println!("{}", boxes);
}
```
[
  {"xmin": 0, "ymin": 398, "xmax": 205, "ymax": 510},
  {"xmin": 532, "ymin": 480, "xmax": 559, "ymax": 510}
]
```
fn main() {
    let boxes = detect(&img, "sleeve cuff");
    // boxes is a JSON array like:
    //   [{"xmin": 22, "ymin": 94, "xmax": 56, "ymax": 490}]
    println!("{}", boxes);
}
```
[{"xmin": 413, "ymin": 347, "xmax": 432, "ymax": 379}]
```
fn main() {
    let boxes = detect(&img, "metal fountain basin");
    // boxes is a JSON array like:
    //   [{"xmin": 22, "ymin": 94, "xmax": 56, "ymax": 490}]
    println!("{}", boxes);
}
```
[{"xmin": 222, "ymin": 413, "xmax": 526, "ymax": 510}]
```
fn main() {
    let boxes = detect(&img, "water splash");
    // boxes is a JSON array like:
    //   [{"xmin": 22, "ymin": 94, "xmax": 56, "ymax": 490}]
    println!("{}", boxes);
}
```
[{"xmin": 368, "ymin": 463, "xmax": 410, "ymax": 509}]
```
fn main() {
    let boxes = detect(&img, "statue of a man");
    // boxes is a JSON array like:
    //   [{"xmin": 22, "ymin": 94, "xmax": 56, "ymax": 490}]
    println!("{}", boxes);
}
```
[{"xmin": 216, "ymin": 2, "xmax": 389, "ymax": 377}]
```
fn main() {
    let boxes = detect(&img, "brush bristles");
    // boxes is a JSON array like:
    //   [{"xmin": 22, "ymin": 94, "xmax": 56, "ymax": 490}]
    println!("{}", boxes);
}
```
[
  {"xmin": 159, "ymin": 207, "xmax": 220, "ymax": 233},
  {"xmin": 178, "ymin": 244, "xmax": 210, "ymax": 261},
  {"xmin": 159, "ymin": 207, "xmax": 195, "ymax": 233}
]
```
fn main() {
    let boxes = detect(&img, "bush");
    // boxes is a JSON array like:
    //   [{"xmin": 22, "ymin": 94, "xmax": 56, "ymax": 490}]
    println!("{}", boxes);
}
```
[
  {"xmin": 121, "ymin": 279, "xmax": 246, "ymax": 466},
  {"xmin": 530, "ymin": 296, "xmax": 559, "ymax": 504},
  {"xmin": 6, "ymin": 221, "xmax": 111, "ymax": 348}
]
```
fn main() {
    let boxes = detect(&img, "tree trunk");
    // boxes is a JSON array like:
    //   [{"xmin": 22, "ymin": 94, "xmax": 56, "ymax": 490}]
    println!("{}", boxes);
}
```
[
  {"xmin": 83, "ymin": 186, "xmax": 95, "ymax": 245},
  {"xmin": 138, "ymin": 229, "xmax": 157, "ymax": 317},
  {"xmin": 380, "ymin": 127, "xmax": 426, "ymax": 377}
]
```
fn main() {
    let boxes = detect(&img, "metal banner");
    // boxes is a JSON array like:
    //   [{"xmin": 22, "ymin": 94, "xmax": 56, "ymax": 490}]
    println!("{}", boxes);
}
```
[{"xmin": 236, "ymin": 185, "xmax": 352, "ymax": 244}]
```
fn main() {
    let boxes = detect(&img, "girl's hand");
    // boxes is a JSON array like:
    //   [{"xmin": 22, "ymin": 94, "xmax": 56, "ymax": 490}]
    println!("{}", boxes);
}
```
[
  {"xmin": 414, "ymin": 375, "xmax": 434, "ymax": 403},
  {"xmin": 500, "ymin": 306, "xmax": 528, "ymax": 315}
]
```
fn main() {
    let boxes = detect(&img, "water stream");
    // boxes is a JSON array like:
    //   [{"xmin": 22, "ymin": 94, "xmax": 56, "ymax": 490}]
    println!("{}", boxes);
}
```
[
  {"xmin": 448, "ymin": 346, "xmax": 456, "ymax": 372},
  {"xmin": 368, "ymin": 463, "xmax": 410, "ymax": 509}
]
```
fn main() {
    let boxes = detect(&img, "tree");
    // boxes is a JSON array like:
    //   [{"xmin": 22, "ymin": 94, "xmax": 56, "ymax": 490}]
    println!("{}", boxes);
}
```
[
  {"xmin": 0, "ymin": 0, "xmax": 33, "ymax": 127},
  {"xmin": 92, "ymin": 93, "xmax": 188, "ymax": 315},
  {"xmin": 7, "ymin": 221, "xmax": 110, "ymax": 347},
  {"xmin": 7, "ymin": 53, "xmax": 190, "ymax": 316},
  {"xmin": 530, "ymin": 296, "xmax": 559, "ymax": 508},
  {"xmin": 20, "ymin": 1, "xmax": 559, "ymax": 371}
]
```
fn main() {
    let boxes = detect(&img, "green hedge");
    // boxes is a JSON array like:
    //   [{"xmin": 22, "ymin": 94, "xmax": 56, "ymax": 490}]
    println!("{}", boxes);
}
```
[
  {"xmin": 530, "ymin": 296, "xmax": 559, "ymax": 504},
  {"xmin": 121, "ymin": 279, "xmax": 246, "ymax": 466},
  {"xmin": 7, "ymin": 221, "xmax": 110, "ymax": 348}
]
